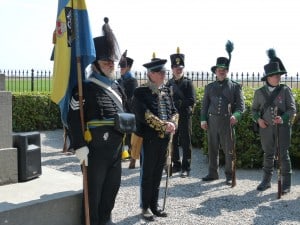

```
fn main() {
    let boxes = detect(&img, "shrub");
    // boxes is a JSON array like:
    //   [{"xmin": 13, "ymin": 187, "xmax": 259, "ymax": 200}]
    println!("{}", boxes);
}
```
[
  {"xmin": 192, "ymin": 86, "xmax": 300, "ymax": 169},
  {"xmin": 11, "ymin": 88, "xmax": 300, "ymax": 168},
  {"xmin": 12, "ymin": 92, "xmax": 62, "ymax": 131}
]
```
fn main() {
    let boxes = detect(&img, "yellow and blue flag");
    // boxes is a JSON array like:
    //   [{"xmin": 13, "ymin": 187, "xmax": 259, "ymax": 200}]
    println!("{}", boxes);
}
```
[{"xmin": 51, "ymin": 0, "xmax": 95, "ymax": 126}]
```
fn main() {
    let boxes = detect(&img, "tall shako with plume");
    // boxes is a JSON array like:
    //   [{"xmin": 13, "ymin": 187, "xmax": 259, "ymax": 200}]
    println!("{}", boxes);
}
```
[
  {"xmin": 93, "ymin": 17, "xmax": 121, "ymax": 63},
  {"xmin": 211, "ymin": 40, "xmax": 234, "ymax": 73},
  {"xmin": 262, "ymin": 48, "xmax": 287, "ymax": 81}
]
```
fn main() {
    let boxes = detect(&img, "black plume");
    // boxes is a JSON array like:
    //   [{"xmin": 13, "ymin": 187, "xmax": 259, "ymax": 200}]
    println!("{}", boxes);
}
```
[
  {"xmin": 226, "ymin": 40, "xmax": 234, "ymax": 62},
  {"xmin": 101, "ymin": 17, "xmax": 121, "ymax": 61},
  {"xmin": 266, "ymin": 48, "xmax": 276, "ymax": 60}
]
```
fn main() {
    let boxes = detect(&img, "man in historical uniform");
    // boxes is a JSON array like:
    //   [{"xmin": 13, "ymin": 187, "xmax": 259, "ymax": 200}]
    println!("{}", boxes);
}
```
[
  {"xmin": 118, "ymin": 50, "xmax": 138, "ymax": 113},
  {"xmin": 117, "ymin": 50, "xmax": 139, "ymax": 167},
  {"xmin": 200, "ymin": 41, "xmax": 245, "ymax": 185},
  {"xmin": 252, "ymin": 49, "xmax": 296, "ymax": 194},
  {"xmin": 67, "ymin": 18, "xmax": 126, "ymax": 225},
  {"xmin": 166, "ymin": 47, "xmax": 196, "ymax": 177},
  {"xmin": 132, "ymin": 53, "xmax": 178, "ymax": 221}
]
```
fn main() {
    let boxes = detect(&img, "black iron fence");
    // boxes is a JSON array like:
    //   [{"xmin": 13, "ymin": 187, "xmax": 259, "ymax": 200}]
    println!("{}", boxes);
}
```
[
  {"xmin": 1, "ymin": 69, "xmax": 300, "ymax": 92},
  {"xmin": 1, "ymin": 69, "xmax": 52, "ymax": 92}
]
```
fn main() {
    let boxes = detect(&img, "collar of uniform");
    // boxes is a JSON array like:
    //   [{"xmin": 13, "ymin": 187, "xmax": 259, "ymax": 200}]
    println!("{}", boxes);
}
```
[
  {"xmin": 123, "ymin": 71, "xmax": 134, "ymax": 79},
  {"xmin": 174, "ymin": 75, "xmax": 184, "ymax": 83},
  {"xmin": 217, "ymin": 78, "xmax": 229, "ymax": 84},
  {"xmin": 145, "ymin": 81, "xmax": 161, "ymax": 95},
  {"xmin": 92, "ymin": 72, "xmax": 114, "ymax": 86}
]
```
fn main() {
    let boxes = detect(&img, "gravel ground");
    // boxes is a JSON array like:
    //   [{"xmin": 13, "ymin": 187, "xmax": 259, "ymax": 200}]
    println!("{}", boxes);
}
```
[{"xmin": 41, "ymin": 129, "xmax": 300, "ymax": 225}]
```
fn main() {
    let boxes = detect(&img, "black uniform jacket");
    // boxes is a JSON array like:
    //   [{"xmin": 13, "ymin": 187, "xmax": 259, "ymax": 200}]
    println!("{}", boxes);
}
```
[
  {"xmin": 67, "ymin": 76, "xmax": 127, "ymax": 157},
  {"xmin": 166, "ymin": 76, "xmax": 196, "ymax": 116},
  {"xmin": 132, "ymin": 83, "xmax": 178, "ymax": 139},
  {"xmin": 117, "ymin": 72, "xmax": 138, "ymax": 113}
]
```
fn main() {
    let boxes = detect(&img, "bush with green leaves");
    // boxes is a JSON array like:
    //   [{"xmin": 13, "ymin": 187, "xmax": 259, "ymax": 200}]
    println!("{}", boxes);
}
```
[
  {"xmin": 11, "ymin": 88, "xmax": 299, "ymax": 168},
  {"xmin": 12, "ymin": 92, "xmax": 62, "ymax": 132},
  {"xmin": 192, "ymin": 86, "xmax": 300, "ymax": 169}
]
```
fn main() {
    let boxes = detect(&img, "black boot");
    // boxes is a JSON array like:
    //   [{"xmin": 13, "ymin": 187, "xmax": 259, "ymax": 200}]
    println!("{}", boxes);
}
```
[
  {"xmin": 150, "ymin": 207, "xmax": 167, "ymax": 217},
  {"xmin": 257, "ymin": 173, "xmax": 272, "ymax": 191},
  {"xmin": 128, "ymin": 158, "xmax": 136, "ymax": 169},
  {"xmin": 282, "ymin": 174, "xmax": 291, "ymax": 195},
  {"xmin": 141, "ymin": 208, "xmax": 154, "ymax": 221}
]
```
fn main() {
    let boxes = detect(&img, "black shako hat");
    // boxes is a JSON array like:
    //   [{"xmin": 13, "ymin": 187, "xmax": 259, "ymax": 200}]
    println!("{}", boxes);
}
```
[
  {"xmin": 119, "ymin": 50, "xmax": 134, "ymax": 68},
  {"xmin": 261, "ymin": 48, "xmax": 287, "ymax": 81},
  {"xmin": 143, "ymin": 52, "xmax": 167, "ymax": 72},
  {"xmin": 93, "ymin": 17, "xmax": 120, "ymax": 61},
  {"xmin": 170, "ymin": 47, "xmax": 185, "ymax": 68},
  {"xmin": 211, "ymin": 40, "xmax": 234, "ymax": 73}
]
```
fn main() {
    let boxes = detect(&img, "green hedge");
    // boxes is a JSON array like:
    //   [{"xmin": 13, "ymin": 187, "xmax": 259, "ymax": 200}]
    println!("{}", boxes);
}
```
[
  {"xmin": 192, "ymin": 87, "xmax": 300, "ymax": 169},
  {"xmin": 12, "ymin": 89, "xmax": 300, "ymax": 168},
  {"xmin": 12, "ymin": 92, "xmax": 62, "ymax": 132}
]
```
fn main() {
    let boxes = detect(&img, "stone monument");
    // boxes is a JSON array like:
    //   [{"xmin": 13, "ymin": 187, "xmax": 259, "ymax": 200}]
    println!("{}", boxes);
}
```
[{"xmin": 0, "ymin": 73, "xmax": 18, "ymax": 185}]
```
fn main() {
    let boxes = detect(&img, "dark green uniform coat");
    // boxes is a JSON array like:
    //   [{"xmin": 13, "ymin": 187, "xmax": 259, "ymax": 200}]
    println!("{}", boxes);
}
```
[{"xmin": 201, "ymin": 78, "xmax": 244, "ymax": 179}]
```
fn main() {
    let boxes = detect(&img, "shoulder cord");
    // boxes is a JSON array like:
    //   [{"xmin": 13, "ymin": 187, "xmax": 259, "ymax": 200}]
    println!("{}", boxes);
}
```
[{"xmin": 88, "ymin": 77, "xmax": 124, "ymax": 112}]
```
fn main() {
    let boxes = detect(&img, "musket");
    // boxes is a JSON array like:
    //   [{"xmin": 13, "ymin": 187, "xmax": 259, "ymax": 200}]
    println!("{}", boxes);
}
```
[
  {"xmin": 162, "ymin": 133, "xmax": 173, "ymax": 211},
  {"xmin": 228, "ymin": 104, "xmax": 236, "ymax": 187},
  {"xmin": 274, "ymin": 106, "xmax": 282, "ymax": 199}
]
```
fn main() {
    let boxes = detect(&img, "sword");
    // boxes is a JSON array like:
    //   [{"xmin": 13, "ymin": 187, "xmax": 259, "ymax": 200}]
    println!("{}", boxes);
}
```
[{"xmin": 162, "ymin": 133, "xmax": 173, "ymax": 211}]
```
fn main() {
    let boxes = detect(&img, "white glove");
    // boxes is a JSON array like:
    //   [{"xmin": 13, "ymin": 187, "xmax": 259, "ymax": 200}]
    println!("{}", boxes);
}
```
[{"xmin": 75, "ymin": 146, "xmax": 89, "ymax": 166}]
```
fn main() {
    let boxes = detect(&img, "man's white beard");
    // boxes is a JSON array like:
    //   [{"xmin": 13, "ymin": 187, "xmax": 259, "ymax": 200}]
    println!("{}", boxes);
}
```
[{"xmin": 104, "ymin": 69, "xmax": 115, "ymax": 79}]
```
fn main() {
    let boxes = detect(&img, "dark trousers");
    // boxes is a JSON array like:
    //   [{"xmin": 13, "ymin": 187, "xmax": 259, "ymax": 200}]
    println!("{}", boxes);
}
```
[
  {"xmin": 259, "ymin": 124, "xmax": 292, "ymax": 177},
  {"xmin": 140, "ymin": 136, "xmax": 169, "ymax": 210},
  {"xmin": 207, "ymin": 114, "xmax": 234, "ymax": 179},
  {"xmin": 172, "ymin": 115, "xmax": 192, "ymax": 171},
  {"xmin": 82, "ymin": 152, "xmax": 121, "ymax": 225}
]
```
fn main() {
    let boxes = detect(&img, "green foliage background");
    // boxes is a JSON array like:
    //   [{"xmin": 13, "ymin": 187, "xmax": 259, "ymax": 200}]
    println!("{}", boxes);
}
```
[
  {"xmin": 192, "ymin": 87, "xmax": 300, "ymax": 169},
  {"xmin": 12, "ymin": 88, "xmax": 300, "ymax": 168},
  {"xmin": 12, "ymin": 92, "xmax": 62, "ymax": 132}
]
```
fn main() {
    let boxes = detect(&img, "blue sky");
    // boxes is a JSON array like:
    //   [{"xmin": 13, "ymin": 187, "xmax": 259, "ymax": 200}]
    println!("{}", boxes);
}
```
[{"xmin": 0, "ymin": 0, "xmax": 299, "ymax": 75}]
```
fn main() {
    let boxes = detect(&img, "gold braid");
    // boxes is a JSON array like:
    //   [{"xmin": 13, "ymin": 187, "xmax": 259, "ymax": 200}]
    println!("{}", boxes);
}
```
[{"xmin": 145, "ymin": 110, "xmax": 167, "ymax": 138}]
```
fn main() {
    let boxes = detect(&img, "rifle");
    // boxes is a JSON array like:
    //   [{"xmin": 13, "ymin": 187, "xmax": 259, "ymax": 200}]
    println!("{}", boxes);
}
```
[
  {"xmin": 162, "ymin": 133, "xmax": 174, "ymax": 211},
  {"xmin": 228, "ymin": 104, "xmax": 236, "ymax": 187},
  {"xmin": 274, "ymin": 106, "xmax": 282, "ymax": 199}
]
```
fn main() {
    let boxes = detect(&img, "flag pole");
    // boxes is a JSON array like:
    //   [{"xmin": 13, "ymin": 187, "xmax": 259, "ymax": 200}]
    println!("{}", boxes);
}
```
[{"xmin": 76, "ymin": 56, "xmax": 90, "ymax": 225}]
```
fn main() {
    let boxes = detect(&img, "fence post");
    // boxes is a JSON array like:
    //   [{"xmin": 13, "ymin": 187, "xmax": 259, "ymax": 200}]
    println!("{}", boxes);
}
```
[{"xmin": 31, "ymin": 69, "xmax": 34, "ymax": 91}]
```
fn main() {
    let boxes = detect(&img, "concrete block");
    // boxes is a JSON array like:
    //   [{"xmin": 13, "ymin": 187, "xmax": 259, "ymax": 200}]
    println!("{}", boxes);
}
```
[
  {"xmin": 0, "ymin": 148, "xmax": 18, "ymax": 185},
  {"xmin": 0, "ymin": 91, "xmax": 12, "ymax": 149},
  {"xmin": 0, "ymin": 167, "xmax": 82, "ymax": 225}
]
